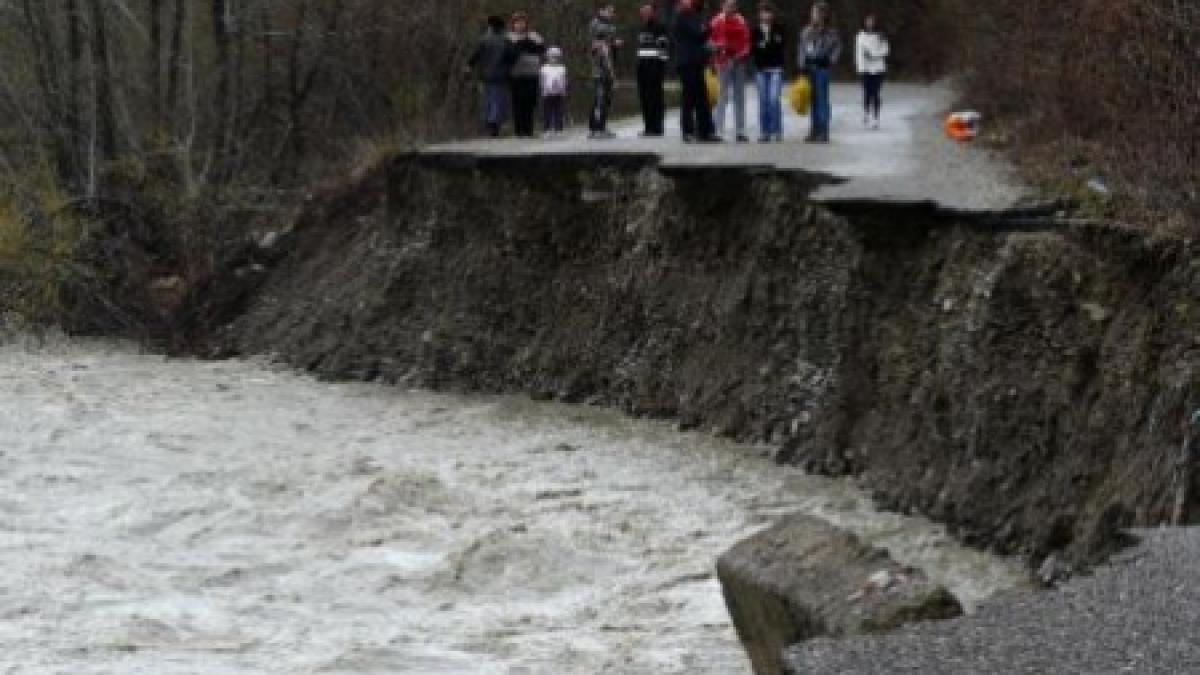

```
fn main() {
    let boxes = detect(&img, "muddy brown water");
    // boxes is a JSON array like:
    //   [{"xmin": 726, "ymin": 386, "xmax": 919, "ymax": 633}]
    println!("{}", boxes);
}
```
[{"xmin": 0, "ymin": 338, "xmax": 1025, "ymax": 673}]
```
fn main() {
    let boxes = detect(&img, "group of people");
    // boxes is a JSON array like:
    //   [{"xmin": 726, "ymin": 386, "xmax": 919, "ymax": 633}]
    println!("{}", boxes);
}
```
[{"xmin": 467, "ymin": 1, "xmax": 890, "ymax": 144}]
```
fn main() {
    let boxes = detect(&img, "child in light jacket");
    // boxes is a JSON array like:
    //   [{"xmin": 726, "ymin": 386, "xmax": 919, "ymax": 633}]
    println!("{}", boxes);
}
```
[{"xmin": 540, "ymin": 47, "xmax": 568, "ymax": 137}]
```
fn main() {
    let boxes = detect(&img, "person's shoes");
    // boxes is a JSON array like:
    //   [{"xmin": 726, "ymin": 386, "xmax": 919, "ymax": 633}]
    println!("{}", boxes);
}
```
[
  {"xmin": 589, "ymin": 130, "xmax": 617, "ymax": 140},
  {"xmin": 682, "ymin": 134, "xmax": 695, "ymax": 143},
  {"xmin": 774, "ymin": 134, "xmax": 785, "ymax": 143},
  {"xmin": 817, "ymin": 132, "xmax": 831, "ymax": 143},
  {"xmin": 640, "ymin": 130, "xmax": 664, "ymax": 138},
  {"xmin": 757, "ymin": 135, "xmax": 771, "ymax": 143},
  {"xmin": 698, "ymin": 135, "xmax": 723, "ymax": 143},
  {"xmin": 872, "ymin": 118, "xmax": 881, "ymax": 130},
  {"xmin": 736, "ymin": 134, "xmax": 750, "ymax": 143},
  {"xmin": 486, "ymin": 123, "xmax": 500, "ymax": 138},
  {"xmin": 804, "ymin": 133, "xmax": 819, "ymax": 143}
]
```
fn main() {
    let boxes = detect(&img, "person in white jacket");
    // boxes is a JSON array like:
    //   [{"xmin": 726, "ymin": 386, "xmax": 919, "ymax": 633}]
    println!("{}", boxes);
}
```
[{"xmin": 855, "ymin": 14, "xmax": 889, "ymax": 129}]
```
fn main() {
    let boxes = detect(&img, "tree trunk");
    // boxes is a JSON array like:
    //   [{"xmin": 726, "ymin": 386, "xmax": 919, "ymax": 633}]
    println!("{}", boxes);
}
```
[{"xmin": 89, "ymin": 0, "xmax": 117, "ymax": 161}]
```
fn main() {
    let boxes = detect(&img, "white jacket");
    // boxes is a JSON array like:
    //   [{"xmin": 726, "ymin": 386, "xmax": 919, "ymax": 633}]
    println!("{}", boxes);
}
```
[
  {"xmin": 856, "ymin": 31, "xmax": 889, "ymax": 75},
  {"xmin": 540, "ymin": 63, "xmax": 568, "ymax": 97}
]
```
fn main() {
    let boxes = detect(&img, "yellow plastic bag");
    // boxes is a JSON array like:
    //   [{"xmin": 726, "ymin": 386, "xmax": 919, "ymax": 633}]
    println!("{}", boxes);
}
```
[
  {"xmin": 705, "ymin": 68, "xmax": 719, "ymax": 106},
  {"xmin": 788, "ymin": 78, "xmax": 811, "ymax": 115}
]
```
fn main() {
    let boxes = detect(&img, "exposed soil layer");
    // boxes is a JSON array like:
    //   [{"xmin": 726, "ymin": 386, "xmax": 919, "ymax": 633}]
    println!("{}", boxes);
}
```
[{"xmin": 212, "ymin": 153, "xmax": 1200, "ymax": 568}]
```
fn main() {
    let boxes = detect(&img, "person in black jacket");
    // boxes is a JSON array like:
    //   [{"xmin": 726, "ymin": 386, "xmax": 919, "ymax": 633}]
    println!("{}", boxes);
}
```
[
  {"xmin": 504, "ymin": 12, "xmax": 547, "ymax": 138},
  {"xmin": 751, "ymin": 2, "xmax": 787, "ymax": 142},
  {"xmin": 468, "ymin": 15, "xmax": 511, "ymax": 137},
  {"xmin": 635, "ymin": 4, "xmax": 670, "ymax": 136},
  {"xmin": 672, "ymin": 0, "xmax": 718, "ymax": 142}
]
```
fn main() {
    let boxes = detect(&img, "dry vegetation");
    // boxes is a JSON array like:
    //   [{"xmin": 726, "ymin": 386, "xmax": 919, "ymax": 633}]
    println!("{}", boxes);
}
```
[{"xmin": 947, "ymin": 0, "xmax": 1200, "ymax": 231}]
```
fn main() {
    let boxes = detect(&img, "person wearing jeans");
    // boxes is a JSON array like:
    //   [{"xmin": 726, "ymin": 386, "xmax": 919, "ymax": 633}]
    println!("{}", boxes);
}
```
[
  {"xmin": 798, "ymin": 1, "xmax": 841, "ymax": 143},
  {"xmin": 751, "ymin": 2, "xmax": 786, "ymax": 142},
  {"xmin": 710, "ymin": 0, "xmax": 751, "ymax": 142},
  {"xmin": 468, "ymin": 15, "xmax": 511, "ymax": 137}
]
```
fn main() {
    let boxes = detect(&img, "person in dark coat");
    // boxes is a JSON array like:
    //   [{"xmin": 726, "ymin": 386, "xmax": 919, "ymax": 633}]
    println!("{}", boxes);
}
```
[
  {"xmin": 672, "ymin": 0, "xmax": 719, "ymax": 142},
  {"xmin": 468, "ymin": 15, "xmax": 511, "ymax": 137},
  {"xmin": 505, "ymin": 12, "xmax": 547, "ymax": 138},
  {"xmin": 751, "ymin": 2, "xmax": 787, "ymax": 142},
  {"xmin": 635, "ymin": 4, "xmax": 670, "ymax": 136}
]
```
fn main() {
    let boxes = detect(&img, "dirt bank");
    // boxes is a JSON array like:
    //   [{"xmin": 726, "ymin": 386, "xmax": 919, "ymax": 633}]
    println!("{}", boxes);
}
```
[{"xmin": 207, "ymin": 152, "xmax": 1200, "ymax": 569}]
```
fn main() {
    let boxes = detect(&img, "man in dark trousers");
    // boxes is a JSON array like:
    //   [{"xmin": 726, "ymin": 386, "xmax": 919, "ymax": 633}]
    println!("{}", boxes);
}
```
[
  {"xmin": 635, "ymin": 4, "xmax": 670, "ymax": 137},
  {"xmin": 672, "ymin": 0, "xmax": 719, "ymax": 142}
]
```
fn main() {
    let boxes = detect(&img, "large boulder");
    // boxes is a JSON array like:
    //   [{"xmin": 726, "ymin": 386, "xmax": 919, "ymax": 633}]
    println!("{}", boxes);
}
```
[{"xmin": 717, "ymin": 514, "xmax": 963, "ymax": 675}]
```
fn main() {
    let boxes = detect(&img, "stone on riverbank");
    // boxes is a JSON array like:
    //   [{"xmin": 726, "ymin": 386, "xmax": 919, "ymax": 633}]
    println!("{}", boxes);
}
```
[{"xmin": 717, "ymin": 514, "xmax": 963, "ymax": 675}]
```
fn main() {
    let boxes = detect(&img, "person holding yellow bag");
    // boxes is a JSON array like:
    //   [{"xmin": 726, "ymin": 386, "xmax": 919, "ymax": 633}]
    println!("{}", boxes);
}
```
[{"xmin": 751, "ymin": 2, "xmax": 787, "ymax": 143}]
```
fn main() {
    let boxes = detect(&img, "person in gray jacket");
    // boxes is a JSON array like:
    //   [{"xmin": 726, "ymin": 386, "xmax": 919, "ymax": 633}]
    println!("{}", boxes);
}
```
[
  {"xmin": 798, "ymin": 1, "xmax": 841, "ymax": 143},
  {"xmin": 588, "ymin": 3, "xmax": 622, "ymax": 139},
  {"xmin": 468, "ymin": 15, "xmax": 510, "ymax": 137}
]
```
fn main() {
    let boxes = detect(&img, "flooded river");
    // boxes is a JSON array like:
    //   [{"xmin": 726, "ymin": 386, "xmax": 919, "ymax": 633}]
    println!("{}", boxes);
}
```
[{"xmin": 0, "ymin": 338, "xmax": 1025, "ymax": 674}]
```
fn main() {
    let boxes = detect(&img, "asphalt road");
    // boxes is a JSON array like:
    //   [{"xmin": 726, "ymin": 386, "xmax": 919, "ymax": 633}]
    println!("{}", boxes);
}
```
[{"xmin": 425, "ymin": 82, "xmax": 1033, "ymax": 212}]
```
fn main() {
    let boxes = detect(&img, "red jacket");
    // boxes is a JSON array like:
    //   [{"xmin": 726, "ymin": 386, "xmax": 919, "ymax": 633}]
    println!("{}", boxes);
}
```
[{"xmin": 709, "ymin": 12, "xmax": 751, "ymax": 67}]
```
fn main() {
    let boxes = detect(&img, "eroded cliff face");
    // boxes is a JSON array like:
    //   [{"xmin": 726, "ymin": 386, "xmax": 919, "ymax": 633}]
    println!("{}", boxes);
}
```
[{"xmin": 212, "ymin": 153, "xmax": 1200, "ymax": 567}]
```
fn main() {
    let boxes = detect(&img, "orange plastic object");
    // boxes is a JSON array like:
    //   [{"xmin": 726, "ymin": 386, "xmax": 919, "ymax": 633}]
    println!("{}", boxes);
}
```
[{"xmin": 944, "ymin": 111, "xmax": 981, "ymax": 142}]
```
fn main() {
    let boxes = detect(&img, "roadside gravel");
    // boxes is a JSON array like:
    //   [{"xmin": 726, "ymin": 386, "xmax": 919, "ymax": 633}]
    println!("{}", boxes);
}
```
[{"xmin": 789, "ymin": 528, "xmax": 1200, "ymax": 674}]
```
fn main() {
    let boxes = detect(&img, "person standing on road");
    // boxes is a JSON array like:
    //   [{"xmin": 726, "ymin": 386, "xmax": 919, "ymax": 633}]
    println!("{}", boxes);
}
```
[
  {"xmin": 468, "ymin": 15, "xmax": 511, "ymax": 137},
  {"xmin": 505, "ymin": 12, "xmax": 547, "ymax": 138},
  {"xmin": 672, "ymin": 0, "xmax": 719, "ymax": 142},
  {"xmin": 635, "ymin": 4, "xmax": 671, "ymax": 137},
  {"xmin": 540, "ymin": 47, "xmax": 569, "ymax": 137},
  {"xmin": 709, "ymin": 0, "xmax": 751, "ymax": 142},
  {"xmin": 751, "ymin": 2, "xmax": 786, "ymax": 142},
  {"xmin": 589, "ymin": 3, "xmax": 623, "ymax": 140},
  {"xmin": 798, "ymin": 1, "xmax": 841, "ymax": 143},
  {"xmin": 856, "ymin": 13, "xmax": 889, "ymax": 129}
]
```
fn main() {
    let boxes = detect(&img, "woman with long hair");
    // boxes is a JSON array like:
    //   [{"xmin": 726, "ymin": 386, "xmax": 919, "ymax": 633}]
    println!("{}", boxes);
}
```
[{"xmin": 856, "ymin": 13, "xmax": 889, "ymax": 129}]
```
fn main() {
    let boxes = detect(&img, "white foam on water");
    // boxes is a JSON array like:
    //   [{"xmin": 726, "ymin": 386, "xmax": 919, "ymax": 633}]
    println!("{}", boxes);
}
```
[{"xmin": 0, "ymin": 339, "xmax": 1026, "ymax": 674}]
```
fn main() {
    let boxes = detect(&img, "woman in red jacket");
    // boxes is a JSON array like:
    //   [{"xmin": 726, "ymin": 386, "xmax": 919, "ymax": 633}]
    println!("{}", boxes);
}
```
[{"xmin": 710, "ymin": 0, "xmax": 751, "ymax": 142}]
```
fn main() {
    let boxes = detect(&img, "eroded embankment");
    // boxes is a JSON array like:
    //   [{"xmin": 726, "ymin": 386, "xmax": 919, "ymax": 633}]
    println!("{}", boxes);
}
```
[{"xmin": 207, "ymin": 152, "xmax": 1200, "ymax": 569}]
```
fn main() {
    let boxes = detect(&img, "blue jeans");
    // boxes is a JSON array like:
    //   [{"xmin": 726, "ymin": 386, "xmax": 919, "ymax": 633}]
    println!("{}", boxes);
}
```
[
  {"xmin": 714, "ymin": 61, "xmax": 747, "ymax": 135},
  {"xmin": 482, "ymin": 82, "xmax": 509, "ymax": 132},
  {"xmin": 808, "ymin": 68, "xmax": 832, "ymax": 137},
  {"xmin": 756, "ymin": 68, "xmax": 784, "ymax": 138}
]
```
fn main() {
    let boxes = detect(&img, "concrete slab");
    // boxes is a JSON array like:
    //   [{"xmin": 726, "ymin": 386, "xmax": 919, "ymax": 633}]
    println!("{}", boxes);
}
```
[{"xmin": 423, "ymin": 82, "xmax": 1035, "ymax": 213}]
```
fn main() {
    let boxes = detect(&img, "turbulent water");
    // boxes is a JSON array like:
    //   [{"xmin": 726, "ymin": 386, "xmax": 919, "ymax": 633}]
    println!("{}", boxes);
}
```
[{"xmin": 0, "ymin": 338, "xmax": 1026, "ymax": 674}]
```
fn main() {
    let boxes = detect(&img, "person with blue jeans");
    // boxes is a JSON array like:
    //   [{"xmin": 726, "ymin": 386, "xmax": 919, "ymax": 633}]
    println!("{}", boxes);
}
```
[
  {"xmin": 751, "ymin": 2, "xmax": 786, "ymax": 142},
  {"xmin": 468, "ymin": 15, "xmax": 511, "ymax": 137},
  {"xmin": 798, "ymin": 1, "xmax": 841, "ymax": 143}
]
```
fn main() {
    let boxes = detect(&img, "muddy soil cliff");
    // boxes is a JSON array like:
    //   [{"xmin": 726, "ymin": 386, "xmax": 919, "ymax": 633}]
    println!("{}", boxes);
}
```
[{"xmin": 209, "ymin": 153, "xmax": 1200, "ymax": 567}]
